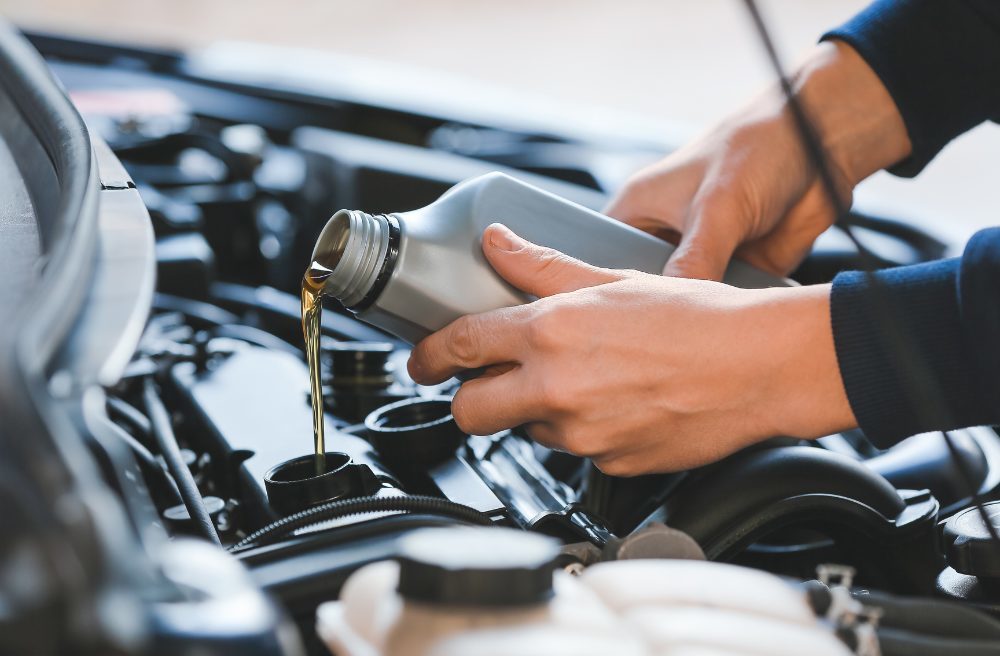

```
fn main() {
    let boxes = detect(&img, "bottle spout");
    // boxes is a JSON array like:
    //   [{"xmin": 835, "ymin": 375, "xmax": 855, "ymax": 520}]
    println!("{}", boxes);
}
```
[
  {"xmin": 311, "ymin": 209, "xmax": 396, "ymax": 308},
  {"xmin": 312, "ymin": 210, "xmax": 352, "ymax": 272}
]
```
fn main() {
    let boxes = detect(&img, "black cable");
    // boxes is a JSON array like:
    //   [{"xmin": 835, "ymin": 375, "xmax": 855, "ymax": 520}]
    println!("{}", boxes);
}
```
[
  {"xmin": 847, "ymin": 211, "xmax": 948, "ymax": 261},
  {"xmin": 852, "ymin": 588, "xmax": 1000, "ymax": 641},
  {"xmin": 213, "ymin": 323, "xmax": 301, "ymax": 356},
  {"xmin": 228, "ymin": 495, "xmax": 492, "ymax": 553},
  {"xmin": 107, "ymin": 396, "xmax": 153, "ymax": 444},
  {"xmin": 142, "ymin": 378, "xmax": 221, "ymax": 545},
  {"xmin": 103, "ymin": 417, "xmax": 183, "ymax": 507},
  {"xmin": 877, "ymin": 627, "xmax": 1000, "ymax": 656},
  {"xmin": 807, "ymin": 580, "xmax": 1000, "ymax": 642},
  {"xmin": 153, "ymin": 293, "xmax": 240, "ymax": 328},
  {"xmin": 741, "ymin": 0, "xmax": 1000, "ymax": 548}
]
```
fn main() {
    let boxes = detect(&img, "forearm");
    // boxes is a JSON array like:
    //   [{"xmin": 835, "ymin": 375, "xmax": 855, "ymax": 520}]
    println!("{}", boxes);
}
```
[
  {"xmin": 832, "ymin": 229, "xmax": 1000, "ymax": 447},
  {"xmin": 748, "ymin": 223, "xmax": 1000, "ymax": 447},
  {"xmin": 793, "ymin": 41, "xmax": 911, "ymax": 186},
  {"xmin": 719, "ymin": 39, "xmax": 910, "ymax": 190},
  {"xmin": 743, "ymin": 283, "xmax": 857, "ymax": 441},
  {"xmin": 823, "ymin": 0, "xmax": 1000, "ymax": 177}
]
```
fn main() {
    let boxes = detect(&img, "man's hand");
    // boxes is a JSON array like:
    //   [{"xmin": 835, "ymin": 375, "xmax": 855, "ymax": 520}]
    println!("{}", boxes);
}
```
[
  {"xmin": 408, "ymin": 224, "xmax": 856, "ymax": 476},
  {"xmin": 605, "ymin": 40, "xmax": 912, "ymax": 281}
]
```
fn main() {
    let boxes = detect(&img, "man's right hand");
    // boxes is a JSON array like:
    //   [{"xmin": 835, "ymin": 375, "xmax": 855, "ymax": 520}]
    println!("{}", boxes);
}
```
[{"xmin": 605, "ymin": 40, "xmax": 912, "ymax": 281}]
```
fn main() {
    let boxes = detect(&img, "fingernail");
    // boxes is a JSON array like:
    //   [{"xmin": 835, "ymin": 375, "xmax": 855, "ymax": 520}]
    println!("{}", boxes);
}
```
[{"xmin": 488, "ymin": 223, "xmax": 525, "ymax": 252}]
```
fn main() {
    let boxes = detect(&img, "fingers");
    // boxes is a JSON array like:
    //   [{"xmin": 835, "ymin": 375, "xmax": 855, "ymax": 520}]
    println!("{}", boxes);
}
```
[
  {"xmin": 603, "ymin": 156, "xmax": 702, "ymax": 231},
  {"xmin": 607, "ymin": 182, "xmax": 732, "ymax": 280},
  {"xmin": 410, "ymin": 224, "xmax": 629, "ymax": 386},
  {"xmin": 482, "ymin": 223, "xmax": 624, "ymax": 297},
  {"xmin": 603, "ymin": 187, "xmax": 663, "ymax": 232},
  {"xmin": 664, "ymin": 193, "xmax": 742, "ymax": 281},
  {"xmin": 450, "ymin": 370, "xmax": 541, "ymax": 436},
  {"xmin": 408, "ymin": 305, "xmax": 531, "ymax": 385},
  {"xmin": 602, "ymin": 162, "xmax": 661, "ymax": 226}
]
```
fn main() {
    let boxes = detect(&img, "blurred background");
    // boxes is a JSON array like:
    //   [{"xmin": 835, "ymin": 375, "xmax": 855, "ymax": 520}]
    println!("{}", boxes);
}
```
[{"xmin": 2, "ymin": 0, "xmax": 997, "ymax": 237}]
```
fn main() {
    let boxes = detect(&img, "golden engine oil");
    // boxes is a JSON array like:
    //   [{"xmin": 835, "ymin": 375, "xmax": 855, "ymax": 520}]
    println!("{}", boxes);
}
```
[{"xmin": 301, "ymin": 261, "xmax": 332, "ymax": 475}]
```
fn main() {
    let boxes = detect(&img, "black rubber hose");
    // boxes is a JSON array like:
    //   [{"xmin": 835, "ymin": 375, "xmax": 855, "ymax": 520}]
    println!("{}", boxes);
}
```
[
  {"xmin": 143, "ymin": 378, "xmax": 221, "ymax": 546},
  {"xmin": 107, "ymin": 396, "xmax": 153, "ymax": 444},
  {"xmin": 229, "ymin": 495, "xmax": 492, "ymax": 553},
  {"xmin": 854, "ymin": 589, "xmax": 1000, "ymax": 641},
  {"xmin": 214, "ymin": 323, "xmax": 300, "ymax": 356},
  {"xmin": 878, "ymin": 627, "xmax": 1000, "ymax": 656},
  {"xmin": 153, "ymin": 292, "xmax": 240, "ymax": 328},
  {"xmin": 104, "ymin": 418, "xmax": 183, "ymax": 506},
  {"xmin": 805, "ymin": 582, "xmax": 1000, "ymax": 642}
]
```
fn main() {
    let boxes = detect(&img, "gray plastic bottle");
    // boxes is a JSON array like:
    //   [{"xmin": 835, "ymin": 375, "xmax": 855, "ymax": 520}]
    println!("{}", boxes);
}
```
[{"xmin": 312, "ymin": 172, "xmax": 789, "ymax": 344}]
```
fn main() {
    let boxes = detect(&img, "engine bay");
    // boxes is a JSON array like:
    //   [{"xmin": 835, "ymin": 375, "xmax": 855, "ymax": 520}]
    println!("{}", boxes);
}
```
[{"xmin": 12, "ymin": 30, "xmax": 1000, "ymax": 655}]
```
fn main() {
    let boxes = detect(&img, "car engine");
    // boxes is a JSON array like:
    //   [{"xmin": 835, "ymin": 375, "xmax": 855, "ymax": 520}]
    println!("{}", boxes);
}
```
[{"xmin": 5, "ymin": 26, "xmax": 1000, "ymax": 656}]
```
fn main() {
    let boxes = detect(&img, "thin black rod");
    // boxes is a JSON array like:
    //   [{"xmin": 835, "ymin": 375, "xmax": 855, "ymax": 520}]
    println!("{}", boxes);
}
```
[{"xmin": 143, "ymin": 378, "xmax": 221, "ymax": 545}]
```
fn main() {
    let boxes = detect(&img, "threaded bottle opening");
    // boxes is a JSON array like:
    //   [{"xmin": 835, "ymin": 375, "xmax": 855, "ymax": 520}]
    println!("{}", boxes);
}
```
[{"xmin": 311, "ymin": 210, "xmax": 391, "ymax": 308}]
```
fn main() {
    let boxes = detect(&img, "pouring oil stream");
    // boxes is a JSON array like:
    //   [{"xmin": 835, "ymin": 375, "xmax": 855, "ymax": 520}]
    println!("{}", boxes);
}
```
[{"xmin": 302, "ymin": 261, "xmax": 332, "ymax": 476}]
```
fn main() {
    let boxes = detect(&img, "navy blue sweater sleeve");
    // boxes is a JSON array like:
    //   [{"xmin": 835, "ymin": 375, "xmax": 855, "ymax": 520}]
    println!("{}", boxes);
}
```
[
  {"xmin": 832, "ymin": 228, "xmax": 1000, "ymax": 447},
  {"xmin": 823, "ymin": 0, "xmax": 1000, "ymax": 176}
]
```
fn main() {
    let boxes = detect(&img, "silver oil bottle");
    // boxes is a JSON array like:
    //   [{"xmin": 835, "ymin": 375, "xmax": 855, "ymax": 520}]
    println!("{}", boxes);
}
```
[{"xmin": 311, "ymin": 172, "xmax": 789, "ymax": 344}]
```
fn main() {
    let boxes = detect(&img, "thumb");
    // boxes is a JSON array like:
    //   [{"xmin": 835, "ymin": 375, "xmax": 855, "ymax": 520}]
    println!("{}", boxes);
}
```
[
  {"xmin": 482, "ymin": 223, "xmax": 624, "ymax": 297},
  {"xmin": 664, "ymin": 203, "xmax": 741, "ymax": 281}
]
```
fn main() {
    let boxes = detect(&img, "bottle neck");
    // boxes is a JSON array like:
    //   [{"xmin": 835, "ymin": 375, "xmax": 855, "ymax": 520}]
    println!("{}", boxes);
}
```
[{"xmin": 312, "ymin": 210, "xmax": 400, "ymax": 309}]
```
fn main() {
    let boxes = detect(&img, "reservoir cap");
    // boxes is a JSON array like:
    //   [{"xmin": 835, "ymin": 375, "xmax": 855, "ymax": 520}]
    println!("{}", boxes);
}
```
[
  {"xmin": 364, "ymin": 396, "xmax": 464, "ymax": 464},
  {"xmin": 944, "ymin": 501, "xmax": 1000, "ymax": 579},
  {"xmin": 326, "ymin": 341, "xmax": 395, "ymax": 387},
  {"xmin": 397, "ymin": 527, "xmax": 558, "ymax": 607}
]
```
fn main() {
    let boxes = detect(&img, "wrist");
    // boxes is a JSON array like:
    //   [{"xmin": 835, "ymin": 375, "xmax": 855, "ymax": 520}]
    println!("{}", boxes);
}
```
[
  {"xmin": 793, "ymin": 40, "xmax": 912, "ymax": 185},
  {"xmin": 745, "ymin": 283, "xmax": 857, "ymax": 440}
]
